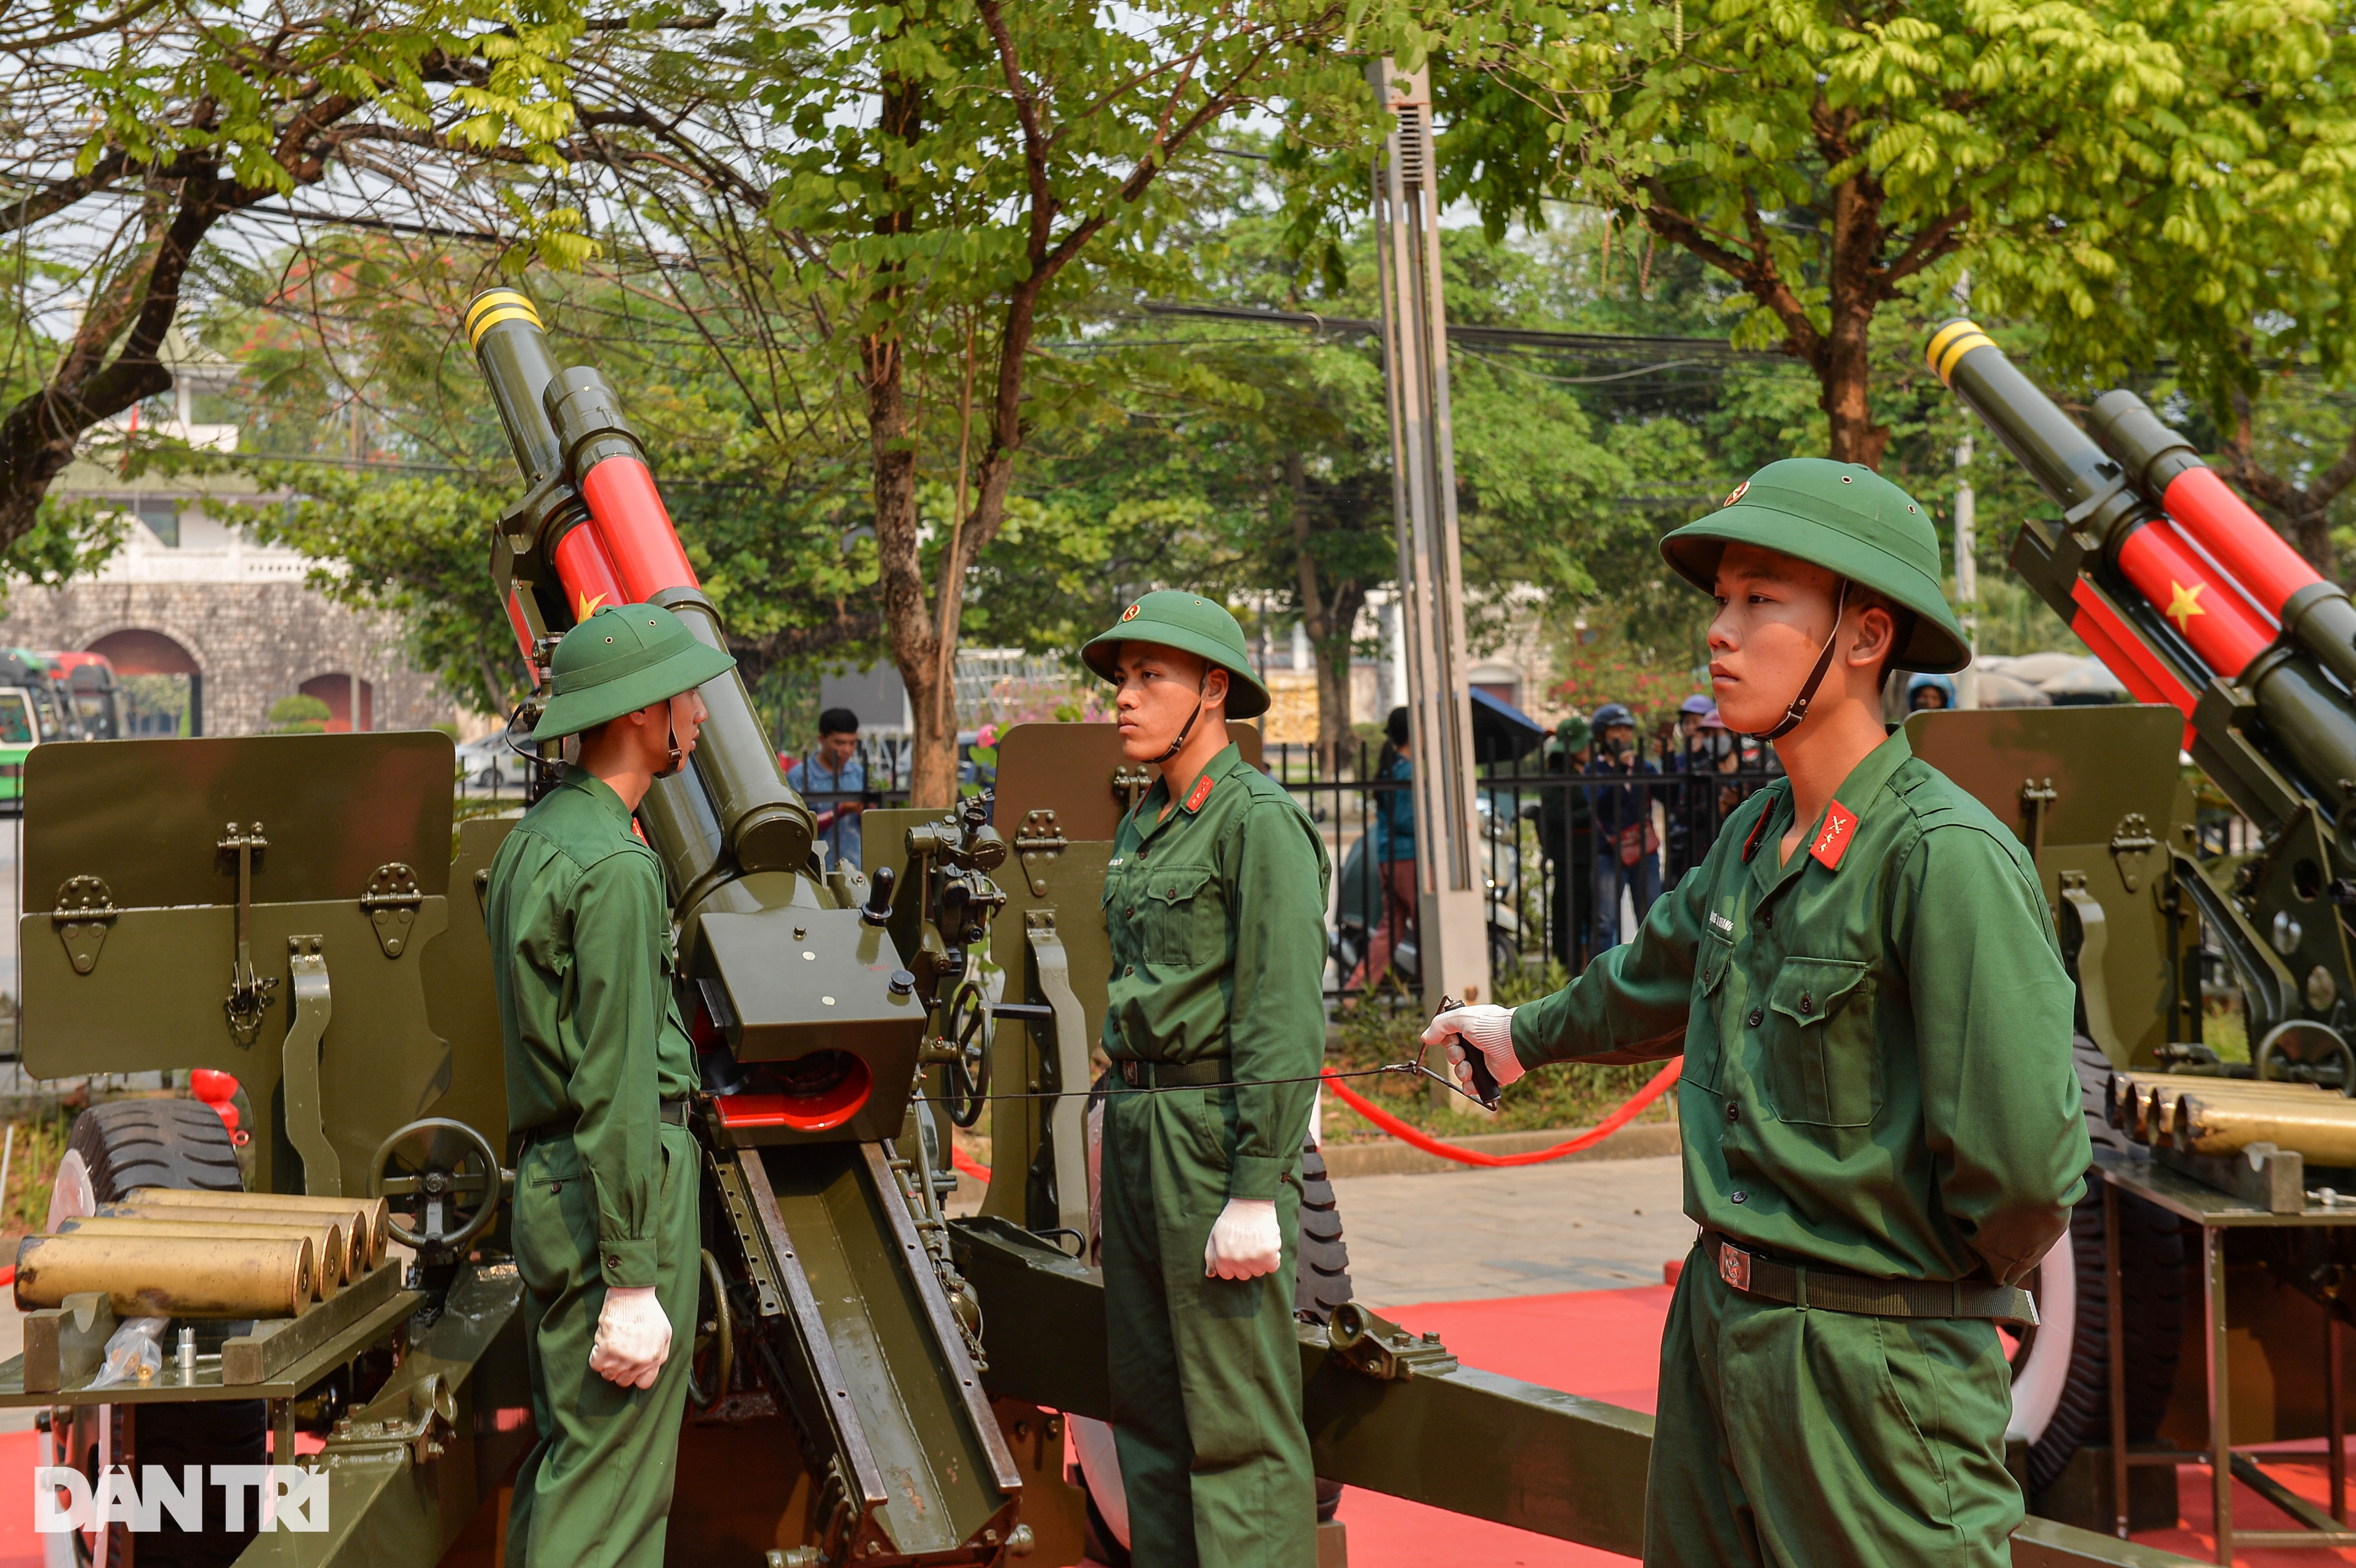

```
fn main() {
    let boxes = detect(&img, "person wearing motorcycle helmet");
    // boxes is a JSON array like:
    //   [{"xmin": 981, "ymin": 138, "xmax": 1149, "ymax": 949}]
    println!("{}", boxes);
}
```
[
  {"xmin": 1583, "ymin": 701, "xmax": 1661, "ymax": 950},
  {"xmin": 1423, "ymin": 459, "xmax": 2084, "ymax": 1568},
  {"xmin": 1907, "ymin": 670, "xmax": 1959, "ymax": 711}
]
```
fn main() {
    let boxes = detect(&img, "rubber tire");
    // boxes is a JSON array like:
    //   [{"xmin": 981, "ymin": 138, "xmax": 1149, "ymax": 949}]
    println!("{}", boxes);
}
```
[
  {"xmin": 64, "ymin": 1097, "xmax": 259, "ymax": 1568},
  {"xmin": 2018, "ymin": 1036, "xmax": 2190, "ymax": 1495},
  {"xmin": 1077, "ymin": 1133, "xmax": 1358, "ymax": 1561},
  {"xmin": 66, "ymin": 1098, "xmax": 243, "ymax": 1201}
]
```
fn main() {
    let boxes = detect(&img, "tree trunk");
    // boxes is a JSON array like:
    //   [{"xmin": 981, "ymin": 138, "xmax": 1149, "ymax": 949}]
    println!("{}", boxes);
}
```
[
  {"xmin": 2222, "ymin": 389, "xmax": 2351, "ymax": 576},
  {"xmin": 0, "ymin": 176, "xmax": 224, "ymax": 542},
  {"xmin": 1311, "ymin": 583, "xmax": 1367, "ymax": 777},
  {"xmin": 1819, "ymin": 302, "xmax": 1886, "ymax": 469}
]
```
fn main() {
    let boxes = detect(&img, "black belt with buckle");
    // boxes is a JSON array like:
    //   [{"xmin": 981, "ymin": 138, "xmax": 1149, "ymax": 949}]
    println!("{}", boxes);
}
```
[
  {"xmin": 1116, "ymin": 1057, "xmax": 1233, "ymax": 1089},
  {"xmin": 1701, "ymin": 1229, "xmax": 2037, "ymax": 1328},
  {"xmin": 523, "ymin": 1097, "xmax": 691, "ymax": 1144}
]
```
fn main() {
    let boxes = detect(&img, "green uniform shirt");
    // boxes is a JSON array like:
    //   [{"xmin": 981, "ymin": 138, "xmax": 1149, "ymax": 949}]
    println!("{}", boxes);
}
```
[
  {"xmin": 487, "ymin": 767, "xmax": 698, "ymax": 1289},
  {"xmin": 1102, "ymin": 743, "xmax": 1332, "ymax": 1202},
  {"xmin": 1512, "ymin": 729, "xmax": 2088, "ymax": 1288}
]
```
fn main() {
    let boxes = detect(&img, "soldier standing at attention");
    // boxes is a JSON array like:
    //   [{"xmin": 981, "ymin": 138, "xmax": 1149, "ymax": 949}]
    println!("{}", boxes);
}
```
[
  {"xmin": 1428, "ymin": 460, "xmax": 2089, "ymax": 1566},
  {"xmin": 487, "ymin": 603, "xmax": 735, "ymax": 1568},
  {"xmin": 1080, "ymin": 592, "xmax": 1331, "ymax": 1568}
]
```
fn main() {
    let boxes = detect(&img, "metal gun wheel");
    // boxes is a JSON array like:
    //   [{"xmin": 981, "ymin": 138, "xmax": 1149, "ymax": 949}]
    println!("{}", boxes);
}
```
[
  {"xmin": 940, "ymin": 978, "xmax": 992, "ymax": 1129},
  {"xmin": 370, "ymin": 1117, "xmax": 504, "ymax": 1253},
  {"xmin": 2257, "ymin": 1020, "xmax": 2356, "ymax": 1093},
  {"xmin": 685, "ymin": 1248, "xmax": 735, "ymax": 1410}
]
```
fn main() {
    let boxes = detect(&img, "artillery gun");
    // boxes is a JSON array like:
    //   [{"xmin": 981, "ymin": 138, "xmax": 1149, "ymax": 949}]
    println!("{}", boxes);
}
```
[
  {"xmin": 0, "ymin": 290, "xmax": 2193, "ymax": 1568},
  {"xmin": 1920, "ymin": 322, "xmax": 2356, "ymax": 1526}
]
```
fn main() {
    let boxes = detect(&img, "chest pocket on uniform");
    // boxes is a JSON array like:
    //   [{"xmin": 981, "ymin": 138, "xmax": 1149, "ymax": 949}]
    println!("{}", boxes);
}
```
[
  {"xmin": 1767, "ymin": 957, "xmax": 1876, "ymax": 1128},
  {"xmin": 1688, "ymin": 930, "xmax": 1734, "ymax": 1093},
  {"xmin": 1144, "ymin": 867, "xmax": 1218, "ymax": 966}
]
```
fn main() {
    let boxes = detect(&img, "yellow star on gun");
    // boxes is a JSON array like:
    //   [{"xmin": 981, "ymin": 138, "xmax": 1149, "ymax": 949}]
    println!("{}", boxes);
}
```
[
  {"xmin": 2164, "ymin": 579, "xmax": 2208, "ymax": 633},
  {"xmin": 575, "ymin": 589, "xmax": 606, "ymax": 620}
]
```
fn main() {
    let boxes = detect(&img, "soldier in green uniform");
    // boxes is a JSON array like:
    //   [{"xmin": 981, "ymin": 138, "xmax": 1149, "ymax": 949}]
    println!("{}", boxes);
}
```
[
  {"xmin": 486, "ymin": 603, "xmax": 735, "ymax": 1568},
  {"xmin": 1429, "ymin": 460, "xmax": 2090, "ymax": 1566},
  {"xmin": 1079, "ymin": 591, "xmax": 1332, "ymax": 1568}
]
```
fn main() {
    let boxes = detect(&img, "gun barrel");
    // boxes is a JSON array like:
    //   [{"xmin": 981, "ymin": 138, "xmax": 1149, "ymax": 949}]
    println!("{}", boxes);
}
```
[
  {"xmin": 2088, "ymin": 389, "xmax": 2356, "ymax": 698},
  {"xmin": 465, "ymin": 289, "xmax": 814, "ymax": 879},
  {"xmin": 1927, "ymin": 320, "xmax": 2274, "ymax": 685}
]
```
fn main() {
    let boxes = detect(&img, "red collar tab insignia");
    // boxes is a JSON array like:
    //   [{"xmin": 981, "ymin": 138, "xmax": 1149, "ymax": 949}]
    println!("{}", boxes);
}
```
[
  {"xmin": 1120, "ymin": 603, "xmax": 1141, "ymax": 621},
  {"xmin": 1742, "ymin": 810, "xmax": 1771, "ymax": 863},
  {"xmin": 1183, "ymin": 773, "xmax": 1216, "ymax": 814},
  {"xmin": 1810, "ymin": 799, "xmax": 1858, "ymax": 871},
  {"xmin": 1723, "ymin": 479, "xmax": 1750, "ymax": 508}
]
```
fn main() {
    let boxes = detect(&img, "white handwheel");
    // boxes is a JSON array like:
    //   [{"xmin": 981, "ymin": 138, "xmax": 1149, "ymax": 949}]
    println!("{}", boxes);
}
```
[{"xmin": 1070, "ymin": 1414, "xmax": 1130, "ymax": 1552}]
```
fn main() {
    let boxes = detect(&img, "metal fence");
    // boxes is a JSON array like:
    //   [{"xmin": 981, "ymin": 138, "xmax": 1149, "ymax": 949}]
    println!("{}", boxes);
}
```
[{"xmin": 1262, "ymin": 735, "xmax": 1788, "ymax": 1001}]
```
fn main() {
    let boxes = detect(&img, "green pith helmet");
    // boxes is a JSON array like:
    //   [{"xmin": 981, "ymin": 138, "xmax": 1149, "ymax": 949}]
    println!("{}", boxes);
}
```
[
  {"xmin": 1080, "ymin": 590, "xmax": 1271, "ymax": 720},
  {"xmin": 532, "ymin": 603, "xmax": 737, "ymax": 742},
  {"xmin": 1659, "ymin": 458, "xmax": 1970, "ymax": 673}
]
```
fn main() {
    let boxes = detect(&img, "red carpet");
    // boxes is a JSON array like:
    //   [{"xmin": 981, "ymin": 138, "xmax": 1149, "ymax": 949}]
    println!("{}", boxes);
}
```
[
  {"xmin": 0, "ymin": 1429, "xmax": 42, "ymax": 1568},
  {"xmin": 1336, "ymin": 1287, "xmax": 2356, "ymax": 1566}
]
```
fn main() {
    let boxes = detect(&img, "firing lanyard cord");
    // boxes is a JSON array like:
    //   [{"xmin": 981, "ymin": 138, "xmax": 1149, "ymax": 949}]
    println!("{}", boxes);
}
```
[{"xmin": 1744, "ymin": 577, "xmax": 1850, "ymax": 742}]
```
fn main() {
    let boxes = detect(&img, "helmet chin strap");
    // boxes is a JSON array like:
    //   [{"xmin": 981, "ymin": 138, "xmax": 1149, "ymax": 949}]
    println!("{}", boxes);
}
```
[
  {"xmin": 1156, "ymin": 673, "xmax": 1213, "ymax": 764},
  {"xmin": 1743, "ymin": 577, "xmax": 1851, "ymax": 742},
  {"xmin": 653, "ymin": 700, "xmax": 685, "ymax": 779}
]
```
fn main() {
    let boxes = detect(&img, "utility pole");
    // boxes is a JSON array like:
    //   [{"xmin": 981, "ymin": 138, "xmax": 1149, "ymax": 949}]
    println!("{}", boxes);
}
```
[{"xmin": 1368, "ymin": 58, "xmax": 1491, "ymax": 1082}]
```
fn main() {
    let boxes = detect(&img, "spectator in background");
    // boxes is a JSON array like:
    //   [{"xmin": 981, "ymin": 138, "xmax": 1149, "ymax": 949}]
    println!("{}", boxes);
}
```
[
  {"xmin": 1352, "ymin": 706, "xmax": 1419, "ymax": 996},
  {"xmin": 1666, "ymin": 693, "xmax": 1716, "ymax": 879},
  {"xmin": 787, "ymin": 707, "xmax": 867, "ymax": 870},
  {"xmin": 1907, "ymin": 672, "xmax": 1958, "ymax": 712},
  {"xmin": 1540, "ymin": 714, "xmax": 1595, "ymax": 973},
  {"xmin": 1585, "ymin": 702, "xmax": 1661, "ymax": 952}
]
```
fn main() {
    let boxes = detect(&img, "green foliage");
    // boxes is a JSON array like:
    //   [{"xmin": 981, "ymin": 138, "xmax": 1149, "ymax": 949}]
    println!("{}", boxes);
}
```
[
  {"xmin": 1432, "ymin": 0, "xmax": 2356, "ymax": 457},
  {"xmin": 267, "ymin": 694, "xmax": 334, "ymax": 734}
]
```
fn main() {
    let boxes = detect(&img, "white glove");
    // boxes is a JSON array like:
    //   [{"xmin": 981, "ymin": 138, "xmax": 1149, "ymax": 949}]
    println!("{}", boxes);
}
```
[
  {"xmin": 1423, "ymin": 1004, "xmax": 1526, "ymax": 1097},
  {"xmin": 1204, "ymin": 1197, "xmax": 1282, "ymax": 1280},
  {"xmin": 589, "ymin": 1284, "xmax": 673, "ymax": 1389}
]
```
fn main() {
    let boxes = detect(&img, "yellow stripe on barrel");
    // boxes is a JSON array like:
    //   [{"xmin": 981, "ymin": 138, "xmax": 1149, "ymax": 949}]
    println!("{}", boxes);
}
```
[
  {"xmin": 1926, "ymin": 318, "xmax": 1996, "ymax": 385},
  {"xmin": 466, "ymin": 289, "xmax": 544, "ymax": 348}
]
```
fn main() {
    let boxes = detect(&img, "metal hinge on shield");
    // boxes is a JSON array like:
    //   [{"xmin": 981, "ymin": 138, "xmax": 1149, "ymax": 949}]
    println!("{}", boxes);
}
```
[{"xmin": 219, "ymin": 823, "xmax": 279, "ymax": 1044}]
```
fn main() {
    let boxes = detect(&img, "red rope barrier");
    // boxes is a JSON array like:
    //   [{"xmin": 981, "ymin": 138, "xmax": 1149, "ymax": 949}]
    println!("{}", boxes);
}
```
[
  {"xmin": 1321, "ymin": 1058, "xmax": 1682, "ymax": 1167},
  {"xmin": 948, "ymin": 1057, "xmax": 1683, "ymax": 1184}
]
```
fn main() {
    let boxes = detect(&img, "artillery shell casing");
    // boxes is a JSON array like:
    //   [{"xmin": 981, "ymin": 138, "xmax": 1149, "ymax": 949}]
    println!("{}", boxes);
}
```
[
  {"xmin": 15, "ymin": 1234, "xmax": 312, "ymax": 1319},
  {"xmin": 2175, "ymin": 1095, "xmax": 2356, "ymax": 1162},
  {"xmin": 2130, "ymin": 1078, "xmax": 2326, "ymax": 1142},
  {"xmin": 61, "ymin": 1216, "xmax": 344, "ymax": 1298},
  {"xmin": 125, "ymin": 1188, "xmax": 388, "ymax": 1267},
  {"xmin": 101, "ymin": 1205, "xmax": 357, "ymax": 1286}
]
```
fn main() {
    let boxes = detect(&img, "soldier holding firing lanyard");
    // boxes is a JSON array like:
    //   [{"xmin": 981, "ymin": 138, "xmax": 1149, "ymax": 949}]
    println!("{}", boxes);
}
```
[{"xmin": 1429, "ymin": 460, "xmax": 2091, "ymax": 1566}]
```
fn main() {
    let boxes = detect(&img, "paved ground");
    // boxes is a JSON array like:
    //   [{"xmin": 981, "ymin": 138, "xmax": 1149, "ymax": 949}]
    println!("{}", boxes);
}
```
[{"xmin": 1329, "ymin": 1152, "xmax": 1693, "ymax": 1307}]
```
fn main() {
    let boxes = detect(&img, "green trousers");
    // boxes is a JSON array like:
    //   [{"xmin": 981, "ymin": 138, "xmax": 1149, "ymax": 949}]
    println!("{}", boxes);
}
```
[
  {"xmin": 1645, "ymin": 1241, "xmax": 2021, "ymax": 1567},
  {"xmin": 506, "ymin": 1122, "xmax": 701, "ymax": 1568},
  {"xmin": 1101, "ymin": 1087, "xmax": 1316, "ymax": 1568}
]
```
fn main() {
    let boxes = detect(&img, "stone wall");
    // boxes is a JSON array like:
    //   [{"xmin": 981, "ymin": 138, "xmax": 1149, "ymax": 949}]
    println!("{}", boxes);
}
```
[{"xmin": 0, "ymin": 580, "xmax": 453, "ymax": 736}]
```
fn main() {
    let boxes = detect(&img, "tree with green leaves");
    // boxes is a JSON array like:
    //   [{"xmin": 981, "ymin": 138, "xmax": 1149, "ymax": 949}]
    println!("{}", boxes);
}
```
[
  {"xmin": 0, "ymin": 0, "xmax": 585, "ymax": 543},
  {"xmin": 1440, "ymin": 0, "xmax": 2356, "ymax": 469},
  {"xmin": 560, "ymin": 2, "xmax": 1432, "ymax": 804}
]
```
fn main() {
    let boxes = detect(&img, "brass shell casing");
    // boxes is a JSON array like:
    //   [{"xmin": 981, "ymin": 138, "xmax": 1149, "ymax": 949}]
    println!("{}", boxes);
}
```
[
  {"xmin": 15, "ymin": 1233, "xmax": 313, "ymax": 1319},
  {"xmin": 124, "ymin": 1187, "xmax": 389, "ymax": 1266},
  {"xmin": 65, "ymin": 1215, "xmax": 345, "ymax": 1298},
  {"xmin": 2174, "ymin": 1093, "xmax": 2356, "ymax": 1160}
]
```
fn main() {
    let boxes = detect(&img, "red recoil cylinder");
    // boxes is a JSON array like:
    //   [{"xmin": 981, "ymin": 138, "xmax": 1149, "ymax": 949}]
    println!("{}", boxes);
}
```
[{"xmin": 2090, "ymin": 391, "xmax": 2356, "ymax": 699}]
